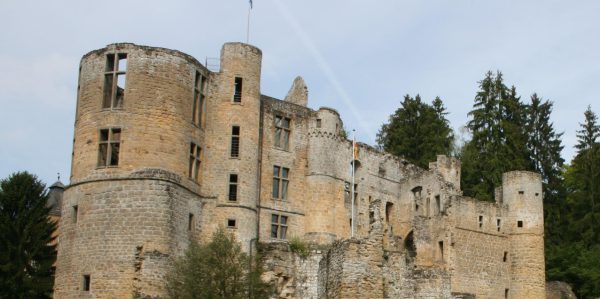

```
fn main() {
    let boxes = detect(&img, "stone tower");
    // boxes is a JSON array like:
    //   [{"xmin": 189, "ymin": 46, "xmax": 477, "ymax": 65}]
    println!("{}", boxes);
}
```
[
  {"xmin": 202, "ymin": 42, "xmax": 263, "ymax": 249},
  {"xmin": 54, "ymin": 43, "xmax": 212, "ymax": 298},
  {"xmin": 503, "ymin": 171, "xmax": 546, "ymax": 298}
]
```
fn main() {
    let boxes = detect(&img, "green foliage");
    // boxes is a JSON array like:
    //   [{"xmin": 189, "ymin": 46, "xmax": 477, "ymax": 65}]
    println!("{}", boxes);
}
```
[
  {"xmin": 0, "ymin": 172, "xmax": 56, "ymax": 299},
  {"xmin": 165, "ymin": 227, "xmax": 272, "ymax": 299},
  {"xmin": 288, "ymin": 236, "xmax": 309, "ymax": 258},
  {"xmin": 377, "ymin": 94, "xmax": 454, "ymax": 168}
]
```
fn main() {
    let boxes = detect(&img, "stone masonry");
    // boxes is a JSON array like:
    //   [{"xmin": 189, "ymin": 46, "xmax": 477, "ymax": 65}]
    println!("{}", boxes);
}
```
[{"xmin": 53, "ymin": 42, "xmax": 546, "ymax": 298}]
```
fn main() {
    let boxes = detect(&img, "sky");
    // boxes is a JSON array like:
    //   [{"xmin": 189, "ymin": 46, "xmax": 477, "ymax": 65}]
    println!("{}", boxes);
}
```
[{"xmin": 1, "ymin": 0, "xmax": 599, "ymax": 186}]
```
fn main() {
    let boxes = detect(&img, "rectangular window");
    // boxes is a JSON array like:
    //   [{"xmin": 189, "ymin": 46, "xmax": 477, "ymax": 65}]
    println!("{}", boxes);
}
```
[
  {"xmin": 233, "ymin": 77, "xmax": 243, "ymax": 103},
  {"xmin": 188, "ymin": 143, "xmax": 201, "ymax": 181},
  {"xmin": 505, "ymin": 289, "xmax": 509, "ymax": 298},
  {"xmin": 272, "ymin": 166, "xmax": 289, "ymax": 200},
  {"xmin": 83, "ymin": 274, "xmax": 91, "ymax": 291},
  {"xmin": 98, "ymin": 128, "xmax": 121, "ymax": 167},
  {"xmin": 503, "ymin": 251, "xmax": 508, "ymax": 262},
  {"xmin": 73, "ymin": 205, "xmax": 78, "ymax": 223},
  {"xmin": 192, "ymin": 71, "xmax": 207, "ymax": 127},
  {"xmin": 497, "ymin": 219, "xmax": 501, "ymax": 232},
  {"xmin": 227, "ymin": 219, "xmax": 236, "ymax": 228},
  {"xmin": 438, "ymin": 241, "xmax": 444, "ymax": 261},
  {"xmin": 435, "ymin": 195, "xmax": 441, "ymax": 215},
  {"xmin": 188, "ymin": 213, "xmax": 195, "ymax": 231},
  {"xmin": 228, "ymin": 174, "xmax": 238, "ymax": 201},
  {"xmin": 230, "ymin": 126, "xmax": 240, "ymax": 158},
  {"xmin": 517, "ymin": 220, "xmax": 523, "ymax": 228},
  {"xmin": 344, "ymin": 182, "xmax": 358, "ymax": 204},
  {"xmin": 478, "ymin": 215, "xmax": 483, "ymax": 228},
  {"xmin": 103, "ymin": 53, "xmax": 127, "ymax": 109},
  {"xmin": 316, "ymin": 119, "xmax": 322, "ymax": 128},
  {"xmin": 274, "ymin": 115, "xmax": 291, "ymax": 150},
  {"xmin": 271, "ymin": 214, "xmax": 288, "ymax": 239}
]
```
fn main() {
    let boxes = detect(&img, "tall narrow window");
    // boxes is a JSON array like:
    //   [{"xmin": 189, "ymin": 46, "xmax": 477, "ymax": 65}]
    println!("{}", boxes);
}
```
[
  {"xmin": 188, "ymin": 213, "xmax": 195, "ymax": 231},
  {"xmin": 274, "ymin": 115, "xmax": 291, "ymax": 150},
  {"xmin": 271, "ymin": 214, "xmax": 288, "ymax": 239},
  {"xmin": 228, "ymin": 174, "xmax": 238, "ymax": 201},
  {"xmin": 438, "ymin": 241, "xmax": 444, "ymax": 261},
  {"xmin": 192, "ymin": 71, "xmax": 207, "ymax": 127},
  {"xmin": 189, "ymin": 143, "xmax": 201, "ymax": 181},
  {"xmin": 103, "ymin": 53, "xmax": 127, "ymax": 109},
  {"xmin": 497, "ymin": 219, "xmax": 502, "ymax": 232},
  {"xmin": 478, "ymin": 215, "xmax": 484, "ymax": 228},
  {"xmin": 272, "ymin": 166, "xmax": 289, "ymax": 200},
  {"xmin": 230, "ymin": 126, "xmax": 240, "ymax": 158},
  {"xmin": 233, "ymin": 77, "xmax": 243, "ymax": 103},
  {"xmin": 83, "ymin": 275, "xmax": 91, "ymax": 291},
  {"xmin": 435, "ymin": 195, "xmax": 441, "ymax": 215},
  {"xmin": 73, "ymin": 205, "xmax": 78, "ymax": 223},
  {"xmin": 98, "ymin": 128, "xmax": 121, "ymax": 167}
]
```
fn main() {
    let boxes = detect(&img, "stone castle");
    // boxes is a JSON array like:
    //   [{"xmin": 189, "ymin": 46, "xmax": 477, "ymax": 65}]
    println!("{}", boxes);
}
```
[{"xmin": 51, "ymin": 42, "xmax": 546, "ymax": 298}]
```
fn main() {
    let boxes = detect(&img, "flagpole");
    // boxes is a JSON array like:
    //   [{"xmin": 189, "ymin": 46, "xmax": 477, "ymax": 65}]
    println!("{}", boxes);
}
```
[
  {"xmin": 351, "ymin": 129, "xmax": 356, "ymax": 238},
  {"xmin": 246, "ymin": 4, "xmax": 251, "ymax": 44}
]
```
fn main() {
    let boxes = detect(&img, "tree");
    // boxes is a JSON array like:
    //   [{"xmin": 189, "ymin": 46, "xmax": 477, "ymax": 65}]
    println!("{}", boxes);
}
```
[
  {"xmin": 461, "ymin": 71, "xmax": 530, "ymax": 201},
  {"xmin": 165, "ymin": 227, "xmax": 271, "ymax": 299},
  {"xmin": 376, "ymin": 94, "xmax": 454, "ymax": 168},
  {"xmin": 0, "ymin": 172, "xmax": 56, "ymax": 298}
]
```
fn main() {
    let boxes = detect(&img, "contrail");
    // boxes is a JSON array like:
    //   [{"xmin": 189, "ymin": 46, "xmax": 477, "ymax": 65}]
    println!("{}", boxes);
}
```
[{"xmin": 270, "ymin": 0, "xmax": 376, "ymax": 141}]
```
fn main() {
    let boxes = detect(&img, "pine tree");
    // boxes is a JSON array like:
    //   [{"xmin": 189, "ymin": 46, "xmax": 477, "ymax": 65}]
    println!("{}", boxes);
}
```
[
  {"xmin": 377, "ymin": 95, "xmax": 454, "ymax": 168},
  {"xmin": 525, "ymin": 94, "xmax": 566, "ymax": 244},
  {"xmin": 0, "ymin": 172, "xmax": 56, "ymax": 298}
]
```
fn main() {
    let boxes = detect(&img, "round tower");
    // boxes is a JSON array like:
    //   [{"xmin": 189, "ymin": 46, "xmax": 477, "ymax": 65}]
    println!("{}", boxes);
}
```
[
  {"xmin": 502, "ymin": 171, "xmax": 545, "ymax": 298},
  {"xmin": 305, "ymin": 107, "xmax": 350, "ymax": 244},
  {"xmin": 202, "ymin": 42, "xmax": 262, "ymax": 250},
  {"xmin": 55, "ymin": 43, "xmax": 209, "ymax": 298}
]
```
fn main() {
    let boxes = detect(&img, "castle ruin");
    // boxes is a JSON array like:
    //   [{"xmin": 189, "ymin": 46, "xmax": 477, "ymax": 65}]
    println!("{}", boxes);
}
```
[{"xmin": 52, "ymin": 42, "xmax": 545, "ymax": 298}]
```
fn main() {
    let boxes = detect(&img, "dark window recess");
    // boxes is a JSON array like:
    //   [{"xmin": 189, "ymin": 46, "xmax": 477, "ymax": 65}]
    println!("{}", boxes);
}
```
[
  {"xmin": 505, "ymin": 289, "xmax": 509, "ymax": 298},
  {"xmin": 188, "ymin": 143, "xmax": 202, "ymax": 181},
  {"xmin": 192, "ymin": 71, "xmax": 207, "ymax": 127},
  {"xmin": 273, "ymin": 166, "xmax": 289, "ymax": 200},
  {"xmin": 497, "ymin": 219, "xmax": 501, "ymax": 231},
  {"xmin": 98, "ymin": 128, "xmax": 121, "ymax": 167},
  {"xmin": 316, "ymin": 119, "xmax": 322, "ymax": 128},
  {"xmin": 478, "ymin": 215, "xmax": 483, "ymax": 228},
  {"xmin": 518, "ymin": 190, "xmax": 524, "ymax": 195},
  {"xmin": 438, "ymin": 241, "xmax": 444, "ymax": 261},
  {"xmin": 274, "ymin": 115, "xmax": 291, "ymax": 150},
  {"xmin": 517, "ymin": 220, "xmax": 523, "ymax": 228},
  {"xmin": 231, "ymin": 126, "xmax": 240, "ymax": 158},
  {"xmin": 503, "ymin": 251, "xmax": 508, "ymax": 262},
  {"xmin": 83, "ymin": 275, "xmax": 91, "ymax": 291},
  {"xmin": 103, "ymin": 53, "xmax": 127, "ymax": 109},
  {"xmin": 233, "ymin": 77, "xmax": 243, "ymax": 102},
  {"xmin": 271, "ymin": 214, "xmax": 288, "ymax": 239},
  {"xmin": 228, "ymin": 174, "xmax": 238, "ymax": 201},
  {"xmin": 344, "ymin": 181, "xmax": 358, "ymax": 204},
  {"xmin": 188, "ymin": 213, "xmax": 195, "ymax": 231},
  {"xmin": 385, "ymin": 202, "xmax": 394, "ymax": 223},
  {"xmin": 73, "ymin": 205, "xmax": 78, "ymax": 223},
  {"xmin": 435, "ymin": 195, "xmax": 441, "ymax": 215},
  {"xmin": 227, "ymin": 219, "xmax": 236, "ymax": 228}
]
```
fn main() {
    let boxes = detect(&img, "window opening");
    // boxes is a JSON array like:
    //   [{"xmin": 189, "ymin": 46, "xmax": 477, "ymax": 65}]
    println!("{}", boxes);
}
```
[
  {"xmin": 344, "ymin": 182, "xmax": 358, "ymax": 204},
  {"xmin": 478, "ymin": 215, "xmax": 483, "ymax": 228},
  {"xmin": 227, "ymin": 219, "xmax": 236, "ymax": 228},
  {"xmin": 83, "ymin": 275, "xmax": 91, "ymax": 291},
  {"xmin": 503, "ymin": 251, "xmax": 508, "ymax": 262},
  {"xmin": 228, "ymin": 174, "xmax": 238, "ymax": 201},
  {"xmin": 98, "ymin": 128, "xmax": 121, "ymax": 167},
  {"xmin": 73, "ymin": 205, "xmax": 78, "ymax": 223},
  {"xmin": 188, "ymin": 213, "xmax": 195, "ymax": 231},
  {"xmin": 103, "ymin": 53, "xmax": 126, "ymax": 109},
  {"xmin": 385, "ymin": 202, "xmax": 394, "ymax": 223},
  {"xmin": 271, "ymin": 214, "xmax": 288, "ymax": 239},
  {"xmin": 316, "ymin": 119, "xmax": 321, "ymax": 128},
  {"xmin": 192, "ymin": 71, "xmax": 207, "ymax": 127},
  {"xmin": 231, "ymin": 126, "xmax": 240, "ymax": 158},
  {"xmin": 505, "ymin": 289, "xmax": 509, "ymax": 298},
  {"xmin": 518, "ymin": 190, "xmax": 524, "ymax": 195},
  {"xmin": 189, "ymin": 143, "xmax": 202, "ymax": 181},
  {"xmin": 435, "ymin": 195, "xmax": 441, "ymax": 215},
  {"xmin": 274, "ymin": 115, "xmax": 291, "ymax": 150},
  {"xmin": 497, "ymin": 219, "xmax": 501, "ymax": 231},
  {"xmin": 517, "ymin": 220, "xmax": 523, "ymax": 228},
  {"xmin": 438, "ymin": 241, "xmax": 444, "ymax": 261},
  {"xmin": 233, "ymin": 77, "xmax": 242, "ymax": 102},
  {"xmin": 272, "ymin": 166, "xmax": 289, "ymax": 200}
]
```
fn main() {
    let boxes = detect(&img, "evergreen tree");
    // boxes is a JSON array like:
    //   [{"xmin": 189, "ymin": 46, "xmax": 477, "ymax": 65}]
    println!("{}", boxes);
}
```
[
  {"xmin": 165, "ymin": 227, "xmax": 272, "ymax": 299},
  {"xmin": 377, "ymin": 94, "xmax": 454, "ymax": 168},
  {"xmin": 0, "ymin": 172, "xmax": 56, "ymax": 298},
  {"xmin": 525, "ymin": 94, "xmax": 566, "ymax": 244}
]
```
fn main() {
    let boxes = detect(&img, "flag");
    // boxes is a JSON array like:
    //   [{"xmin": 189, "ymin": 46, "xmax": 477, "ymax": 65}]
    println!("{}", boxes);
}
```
[
  {"xmin": 353, "ymin": 139, "xmax": 359, "ymax": 160},
  {"xmin": 249, "ymin": 0, "xmax": 253, "ymax": 9}
]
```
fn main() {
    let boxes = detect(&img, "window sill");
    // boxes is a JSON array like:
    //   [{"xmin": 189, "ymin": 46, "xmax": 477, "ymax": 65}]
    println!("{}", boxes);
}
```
[
  {"xmin": 272, "ymin": 198, "xmax": 288, "ymax": 202},
  {"xmin": 101, "ymin": 107, "xmax": 124, "ymax": 111},
  {"xmin": 273, "ymin": 147, "xmax": 292, "ymax": 153},
  {"xmin": 231, "ymin": 102, "xmax": 243, "ymax": 106},
  {"xmin": 229, "ymin": 156, "xmax": 241, "ymax": 160},
  {"xmin": 96, "ymin": 165, "xmax": 119, "ymax": 169}
]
